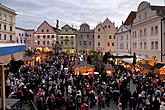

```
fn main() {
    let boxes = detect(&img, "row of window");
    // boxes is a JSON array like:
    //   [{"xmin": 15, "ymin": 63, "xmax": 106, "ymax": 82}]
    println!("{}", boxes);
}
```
[
  {"xmin": 0, "ymin": 34, "xmax": 13, "ymax": 41},
  {"xmin": 41, "ymin": 29, "xmax": 49, "ymax": 33},
  {"xmin": 0, "ymin": 23, "xmax": 13, "ymax": 31},
  {"xmin": 16, "ymin": 39, "xmax": 26, "ymax": 43},
  {"xmin": 119, "ymin": 35, "xmax": 129, "ymax": 41},
  {"xmin": 98, "ymin": 25, "xmax": 111, "ymax": 31},
  {"xmin": 97, "ymin": 35, "xmax": 115, "ymax": 39},
  {"xmin": 36, "ymin": 41, "xmax": 51, "ymax": 45},
  {"xmin": 132, "ymin": 26, "xmax": 158, "ymax": 38},
  {"xmin": 138, "ymin": 12, "xmax": 147, "ymax": 20},
  {"xmin": 97, "ymin": 42, "xmax": 114, "ymax": 46},
  {"xmin": 0, "ymin": 13, "xmax": 13, "ymax": 22},
  {"xmin": 36, "ymin": 35, "xmax": 55, "ymax": 39},
  {"xmin": 60, "ymin": 36, "xmax": 74, "ymax": 39},
  {"xmin": 79, "ymin": 41, "xmax": 91, "ymax": 46},
  {"xmin": 19, "ymin": 33, "xmax": 32, "ymax": 37},
  {"xmin": 119, "ymin": 43, "xmax": 129, "ymax": 49},
  {"xmin": 61, "ymin": 41, "xmax": 74, "ymax": 45},
  {"xmin": 132, "ymin": 41, "xmax": 158, "ymax": 50}
]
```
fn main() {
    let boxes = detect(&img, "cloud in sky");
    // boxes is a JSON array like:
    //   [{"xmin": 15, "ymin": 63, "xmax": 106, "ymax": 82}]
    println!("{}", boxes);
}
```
[{"xmin": 1, "ymin": 0, "xmax": 164, "ymax": 30}]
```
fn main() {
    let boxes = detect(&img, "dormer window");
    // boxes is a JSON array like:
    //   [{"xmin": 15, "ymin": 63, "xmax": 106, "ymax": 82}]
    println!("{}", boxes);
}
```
[
  {"xmin": 144, "ymin": 12, "xmax": 147, "ymax": 18},
  {"xmin": 121, "ymin": 28, "xmax": 123, "ymax": 32}
]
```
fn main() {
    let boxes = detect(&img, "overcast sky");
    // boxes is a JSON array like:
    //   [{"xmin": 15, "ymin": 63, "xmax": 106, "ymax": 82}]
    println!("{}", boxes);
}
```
[{"xmin": 1, "ymin": 0, "xmax": 164, "ymax": 30}]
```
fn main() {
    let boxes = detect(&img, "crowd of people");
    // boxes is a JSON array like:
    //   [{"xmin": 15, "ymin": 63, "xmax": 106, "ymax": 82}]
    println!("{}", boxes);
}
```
[{"xmin": 5, "ymin": 52, "xmax": 165, "ymax": 110}]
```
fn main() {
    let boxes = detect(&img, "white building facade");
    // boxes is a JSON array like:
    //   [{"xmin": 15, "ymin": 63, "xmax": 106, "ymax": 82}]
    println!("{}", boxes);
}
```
[
  {"xmin": 0, "ymin": 4, "xmax": 16, "ymax": 43},
  {"xmin": 116, "ymin": 12, "xmax": 136, "ymax": 55},
  {"xmin": 131, "ymin": 1, "xmax": 165, "ymax": 62},
  {"xmin": 15, "ymin": 27, "xmax": 35, "ymax": 49}
]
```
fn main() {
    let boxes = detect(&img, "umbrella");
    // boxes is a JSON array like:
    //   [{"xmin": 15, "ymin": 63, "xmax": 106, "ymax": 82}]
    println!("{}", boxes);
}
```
[{"xmin": 154, "ymin": 63, "xmax": 165, "ymax": 69}]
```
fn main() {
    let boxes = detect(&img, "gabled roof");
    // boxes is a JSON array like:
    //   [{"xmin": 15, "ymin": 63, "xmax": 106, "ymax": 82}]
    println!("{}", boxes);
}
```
[
  {"xmin": 103, "ymin": 18, "xmax": 112, "ymax": 24},
  {"xmin": 35, "ymin": 21, "xmax": 58, "ymax": 33},
  {"xmin": 61, "ymin": 24, "xmax": 76, "ymax": 31},
  {"xmin": 124, "ymin": 11, "xmax": 136, "ymax": 25},
  {"xmin": 80, "ymin": 22, "xmax": 90, "ymax": 27}
]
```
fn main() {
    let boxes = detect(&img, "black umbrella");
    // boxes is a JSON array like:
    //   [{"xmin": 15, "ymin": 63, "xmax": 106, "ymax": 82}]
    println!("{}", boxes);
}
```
[{"xmin": 154, "ymin": 63, "xmax": 165, "ymax": 69}]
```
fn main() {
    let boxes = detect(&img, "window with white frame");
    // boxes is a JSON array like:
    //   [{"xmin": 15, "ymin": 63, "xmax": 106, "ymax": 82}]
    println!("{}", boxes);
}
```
[
  {"xmin": 151, "ymin": 27, "xmax": 154, "ymax": 34},
  {"xmin": 151, "ymin": 42, "xmax": 154, "ymax": 49},
  {"xmin": 120, "ymin": 43, "xmax": 124, "ymax": 49},
  {"xmin": 144, "ymin": 12, "xmax": 147, "ymax": 18},
  {"xmin": 144, "ymin": 29, "xmax": 147, "ymax": 36},
  {"xmin": 126, "ymin": 43, "xmax": 128, "ymax": 49},
  {"xmin": 144, "ymin": 42, "xmax": 147, "ymax": 49},
  {"xmin": 155, "ymin": 41, "xmax": 158, "ymax": 50},
  {"xmin": 155, "ymin": 26, "xmax": 158, "ymax": 34},
  {"xmin": 140, "ymin": 42, "xmax": 142, "ymax": 49},
  {"xmin": 140, "ymin": 30, "xmax": 142, "ymax": 37},
  {"xmin": 4, "ymin": 34, "xmax": 6, "ymax": 40},
  {"xmin": 135, "ymin": 42, "xmax": 137, "ymax": 49},
  {"xmin": 120, "ymin": 36, "xmax": 123, "ymax": 41}
]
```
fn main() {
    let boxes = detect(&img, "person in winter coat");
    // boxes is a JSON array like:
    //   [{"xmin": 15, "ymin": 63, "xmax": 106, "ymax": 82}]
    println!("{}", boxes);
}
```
[
  {"xmin": 80, "ymin": 102, "xmax": 88, "ymax": 110},
  {"xmin": 76, "ymin": 94, "xmax": 82, "ymax": 110},
  {"xmin": 98, "ymin": 92, "xmax": 104, "ymax": 110},
  {"xmin": 153, "ymin": 97, "xmax": 161, "ymax": 110},
  {"xmin": 160, "ymin": 101, "xmax": 165, "ymax": 110}
]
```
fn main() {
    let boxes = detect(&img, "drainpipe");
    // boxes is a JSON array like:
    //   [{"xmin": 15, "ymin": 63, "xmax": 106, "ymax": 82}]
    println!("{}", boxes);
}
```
[{"xmin": 161, "ymin": 17, "xmax": 165, "ymax": 62}]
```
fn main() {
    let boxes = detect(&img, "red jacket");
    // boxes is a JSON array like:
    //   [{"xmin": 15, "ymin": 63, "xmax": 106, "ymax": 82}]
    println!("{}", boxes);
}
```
[{"xmin": 80, "ymin": 103, "xmax": 87, "ymax": 110}]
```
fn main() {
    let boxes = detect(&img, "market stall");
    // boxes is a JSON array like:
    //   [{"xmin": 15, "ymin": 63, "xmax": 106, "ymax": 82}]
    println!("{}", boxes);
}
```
[
  {"xmin": 104, "ymin": 64, "xmax": 114, "ymax": 76},
  {"xmin": 73, "ymin": 61, "xmax": 94, "ymax": 76},
  {"xmin": 0, "ymin": 43, "xmax": 26, "ymax": 110},
  {"xmin": 159, "ymin": 66, "xmax": 165, "ymax": 79}
]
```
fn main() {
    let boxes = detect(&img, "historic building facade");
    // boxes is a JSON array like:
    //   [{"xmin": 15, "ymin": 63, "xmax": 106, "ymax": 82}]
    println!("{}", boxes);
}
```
[
  {"xmin": 0, "ymin": 3, "xmax": 16, "ymax": 43},
  {"xmin": 33, "ymin": 21, "xmax": 57, "ymax": 52},
  {"xmin": 131, "ymin": 1, "xmax": 165, "ymax": 62},
  {"xmin": 116, "ymin": 11, "xmax": 136, "ymax": 55},
  {"xmin": 94, "ymin": 18, "xmax": 117, "ymax": 53},
  {"xmin": 58, "ymin": 24, "xmax": 76, "ymax": 53},
  {"xmin": 76, "ymin": 23, "xmax": 94, "ymax": 53},
  {"xmin": 15, "ymin": 27, "xmax": 35, "ymax": 49}
]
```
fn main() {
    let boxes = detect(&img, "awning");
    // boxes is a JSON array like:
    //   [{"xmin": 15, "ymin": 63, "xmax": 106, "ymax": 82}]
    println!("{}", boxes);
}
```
[{"xmin": 0, "ymin": 44, "xmax": 26, "ymax": 56}]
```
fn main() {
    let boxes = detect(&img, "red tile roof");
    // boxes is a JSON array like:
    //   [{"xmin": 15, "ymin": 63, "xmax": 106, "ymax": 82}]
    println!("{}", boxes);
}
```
[{"xmin": 124, "ymin": 11, "xmax": 136, "ymax": 25}]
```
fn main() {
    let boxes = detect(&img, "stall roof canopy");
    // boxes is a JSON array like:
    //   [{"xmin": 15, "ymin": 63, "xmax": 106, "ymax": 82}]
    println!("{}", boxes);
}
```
[{"xmin": 0, "ymin": 44, "xmax": 26, "ymax": 56}]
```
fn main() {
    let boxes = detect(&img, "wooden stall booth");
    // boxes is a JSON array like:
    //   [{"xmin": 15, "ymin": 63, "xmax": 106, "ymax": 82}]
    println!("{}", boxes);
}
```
[{"xmin": 73, "ymin": 61, "xmax": 94, "ymax": 77}]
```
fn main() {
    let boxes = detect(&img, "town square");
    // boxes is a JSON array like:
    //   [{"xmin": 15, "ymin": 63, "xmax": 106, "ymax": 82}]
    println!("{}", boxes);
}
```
[{"xmin": 0, "ymin": 0, "xmax": 165, "ymax": 110}]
